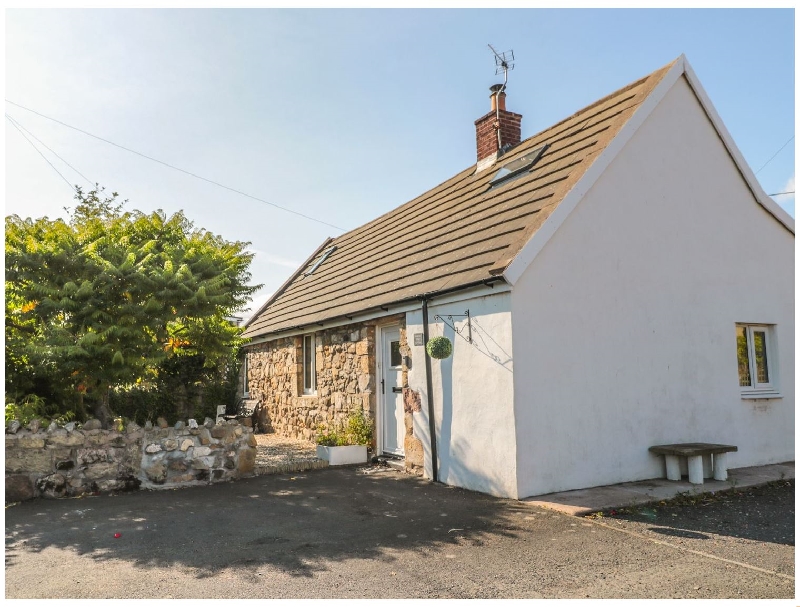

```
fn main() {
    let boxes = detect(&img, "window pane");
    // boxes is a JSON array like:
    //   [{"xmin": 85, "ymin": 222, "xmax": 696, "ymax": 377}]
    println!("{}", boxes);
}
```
[
  {"xmin": 390, "ymin": 341, "xmax": 402, "ymax": 367},
  {"xmin": 304, "ymin": 335, "xmax": 312, "ymax": 390},
  {"xmin": 736, "ymin": 326, "xmax": 751, "ymax": 387},
  {"xmin": 753, "ymin": 330, "xmax": 769, "ymax": 384}
]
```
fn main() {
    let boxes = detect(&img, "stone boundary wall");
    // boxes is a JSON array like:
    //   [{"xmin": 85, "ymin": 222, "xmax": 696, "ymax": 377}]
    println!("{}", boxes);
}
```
[{"xmin": 5, "ymin": 416, "xmax": 256, "ymax": 502}]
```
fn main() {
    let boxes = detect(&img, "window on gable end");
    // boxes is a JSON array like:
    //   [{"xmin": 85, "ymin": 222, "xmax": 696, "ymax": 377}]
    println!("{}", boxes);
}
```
[{"xmin": 736, "ymin": 324, "xmax": 779, "ymax": 397}]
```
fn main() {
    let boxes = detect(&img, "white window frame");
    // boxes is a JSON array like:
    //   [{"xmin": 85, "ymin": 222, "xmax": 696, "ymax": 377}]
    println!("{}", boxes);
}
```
[
  {"xmin": 302, "ymin": 333, "xmax": 317, "ymax": 396},
  {"xmin": 243, "ymin": 354, "xmax": 250, "ymax": 398},
  {"xmin": 736, "ymin": 324, "xmax": 778, "ymax": 396}
]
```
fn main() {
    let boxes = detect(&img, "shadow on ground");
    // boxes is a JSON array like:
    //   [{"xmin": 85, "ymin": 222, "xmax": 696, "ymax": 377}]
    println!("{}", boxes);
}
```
[
  {"xmin": 604, "ymin": 480, "xmax": 794, "ymax": 546},
  {"xmin": 6, "ymin": 467, "xmax": 529, "ymax": 580}
]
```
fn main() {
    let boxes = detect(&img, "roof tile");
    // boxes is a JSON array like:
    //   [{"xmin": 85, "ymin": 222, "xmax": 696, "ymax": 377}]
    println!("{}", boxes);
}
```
[{"xmin": 244, "ymin": 60, "xmax": 677, "ymax": 338}]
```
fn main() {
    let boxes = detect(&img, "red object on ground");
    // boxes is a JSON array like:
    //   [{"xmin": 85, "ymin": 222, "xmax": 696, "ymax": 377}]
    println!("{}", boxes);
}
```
[{"xmin": 114, "ymin": 533, "xmax": 121, "ymax": 538}]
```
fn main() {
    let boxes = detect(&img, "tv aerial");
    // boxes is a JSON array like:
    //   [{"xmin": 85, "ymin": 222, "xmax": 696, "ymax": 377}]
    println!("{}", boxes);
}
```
[
  {"xmin": 488, "ymin": 44, "xmax": 515, "ymax": 84},
  {"xmin": 487, "ymin": 45, "xmax": 515, "ymax": 152}
]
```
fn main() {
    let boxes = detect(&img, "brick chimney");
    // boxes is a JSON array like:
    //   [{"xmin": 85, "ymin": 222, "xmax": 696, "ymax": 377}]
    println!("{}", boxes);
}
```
[{"xmin": 475, "ymin": 84, "xmax": 522, "ymax": 169}]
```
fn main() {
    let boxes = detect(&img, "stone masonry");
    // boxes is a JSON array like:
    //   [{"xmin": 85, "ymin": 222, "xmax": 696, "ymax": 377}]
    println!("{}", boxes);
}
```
[
  {"xmin": 245, "ymin": 319, "xmax": 384, "ymax": 445},
  {"xmin": 5, "ymin": 416, "xmax": 256, "ymax": 502},
  {"xmin": 245, "ymin": 315, "xmax": 425, "ymax": 473}
]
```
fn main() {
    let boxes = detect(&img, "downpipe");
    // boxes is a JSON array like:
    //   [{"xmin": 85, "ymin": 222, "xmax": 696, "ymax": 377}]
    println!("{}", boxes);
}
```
[{"xmin": 421, "ymin": 296, "xmax": 439, "ymax": 483}]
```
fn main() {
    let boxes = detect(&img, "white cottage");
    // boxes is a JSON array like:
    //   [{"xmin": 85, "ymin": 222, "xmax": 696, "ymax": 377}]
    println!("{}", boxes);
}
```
[{"xmin": 242, "ymin": 55, "xmax": 794, "ymax": 499}]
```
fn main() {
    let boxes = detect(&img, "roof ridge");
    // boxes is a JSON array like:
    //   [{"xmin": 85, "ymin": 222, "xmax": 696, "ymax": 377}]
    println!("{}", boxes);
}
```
[{"xmin": 327, "ymin": 58, "xmax": 680, "ymax": 249}]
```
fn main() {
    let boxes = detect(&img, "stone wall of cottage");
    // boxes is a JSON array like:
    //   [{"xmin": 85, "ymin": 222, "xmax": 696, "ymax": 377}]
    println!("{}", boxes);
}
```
[
  {"xmin": 5, "ymin": 416, "xmax": 256, "ymax": 502},
  {"xmin": 245, "ymin": 318, "xmax": 402, "ymax": 444},
  {"xmin": 245, "ymin": 314, "xmax": 425, "ymax": 475}
]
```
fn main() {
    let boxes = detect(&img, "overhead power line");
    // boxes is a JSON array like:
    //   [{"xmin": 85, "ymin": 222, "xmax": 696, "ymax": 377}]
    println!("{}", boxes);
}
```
[
  {"xmin": 754, "ymin": 135, "xmax": 794, "ymax": 175},
  {"xmin": 5, "ymin": 99, "xmax": 345, "ymax": 232},
  {"xmin": 6, "ymin": 114, "xmax": 77, "ymax": 194},
  {"xmin": 7, "ymin": 114, "xmax": 94, "ymax": 187},
  {"xmin": 768, "ymin": 191, "xmax": 795, "ymax": 196}
]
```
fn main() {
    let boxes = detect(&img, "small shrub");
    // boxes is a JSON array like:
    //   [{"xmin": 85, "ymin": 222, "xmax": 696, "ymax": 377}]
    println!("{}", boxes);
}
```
[
  {"xmin": 5, "ymin": 395, "xmax": 75, "ymax": 427},
  {"xmin": 316, "ymin": 408, "xmax": 374, "ymax": 446}
]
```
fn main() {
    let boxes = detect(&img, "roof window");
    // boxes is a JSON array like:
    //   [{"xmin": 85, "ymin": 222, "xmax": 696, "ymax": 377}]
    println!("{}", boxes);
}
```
[
  {"xmin": 304, "ymin": 245, "xmax": 336, "ymax": 276},
  {"xmin": 489, "ymin": 144, "xmax": 549, "ymax": 188}
]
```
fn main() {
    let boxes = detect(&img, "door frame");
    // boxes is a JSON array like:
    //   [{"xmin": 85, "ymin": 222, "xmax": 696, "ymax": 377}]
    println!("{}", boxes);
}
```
[{"xmin": 376, "ymin": 321, "xmax": 403, "ymax": 457}]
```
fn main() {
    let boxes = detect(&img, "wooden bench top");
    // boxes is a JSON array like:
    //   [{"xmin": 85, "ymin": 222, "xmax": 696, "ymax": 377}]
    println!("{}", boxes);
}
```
[{"xmin": 649, "ymin": 443, "xmax": 738, "ymax": 457}]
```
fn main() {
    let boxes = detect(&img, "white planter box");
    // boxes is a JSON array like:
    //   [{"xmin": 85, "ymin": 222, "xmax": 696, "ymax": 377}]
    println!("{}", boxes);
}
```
[{"xmin": 316, "ymin": 445, "xmax": 368, "ymax": 466}]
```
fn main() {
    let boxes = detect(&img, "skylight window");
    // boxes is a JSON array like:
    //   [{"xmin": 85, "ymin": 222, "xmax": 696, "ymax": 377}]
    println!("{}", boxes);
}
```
[
  {"xmin": 304, "ymin": 245, "xmax": 336, "ymax": 276},
  {"xmin": 489, "ymin": 144, "xmax": 549, "ymax": 188}
]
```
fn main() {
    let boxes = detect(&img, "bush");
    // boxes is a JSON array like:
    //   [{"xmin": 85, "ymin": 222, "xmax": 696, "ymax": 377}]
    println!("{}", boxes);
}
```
[
  {"xmin": 108, "ymin": 352, "xmax": 241, "ymax": 426},
  {"xmin": 316, "ymin": 408, "xmax": 373, "ymax": 446},
  {"xmin": 5, "ymin": 394, "xmax": 75, "ymax": 427}
]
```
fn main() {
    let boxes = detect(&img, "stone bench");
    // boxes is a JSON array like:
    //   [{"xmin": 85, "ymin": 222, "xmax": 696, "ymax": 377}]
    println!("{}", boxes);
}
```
[{"xmin": 649, "ymin": 443, "xmax": 738, "ymax": 484}]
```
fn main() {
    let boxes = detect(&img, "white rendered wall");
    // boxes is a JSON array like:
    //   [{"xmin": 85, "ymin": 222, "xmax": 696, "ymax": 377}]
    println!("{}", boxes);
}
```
[
  {"xmin": 511, "ymin": 76, "xmax": 795, "ymax": 498},
  {"xmin": 406, "ymin": 290, "xmax": 517, "ymax": 498}
]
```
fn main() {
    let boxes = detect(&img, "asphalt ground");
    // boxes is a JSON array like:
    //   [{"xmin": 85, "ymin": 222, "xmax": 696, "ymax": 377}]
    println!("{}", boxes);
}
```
[{"xmin": 4, "ymin": 468, "xmax": 794, "ymax": 599}]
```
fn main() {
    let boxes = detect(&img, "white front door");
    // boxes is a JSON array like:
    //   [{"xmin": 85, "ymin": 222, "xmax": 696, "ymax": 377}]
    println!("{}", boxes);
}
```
[{"xmin": 381, "ymin": 327, "xmax": 405, "ymax": 457}]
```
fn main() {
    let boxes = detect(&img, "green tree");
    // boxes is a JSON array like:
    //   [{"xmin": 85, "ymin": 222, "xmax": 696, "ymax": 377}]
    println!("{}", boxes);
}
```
[{"xmin": 5, "ymin": 188, "xmax": 258, "ymax": 426}]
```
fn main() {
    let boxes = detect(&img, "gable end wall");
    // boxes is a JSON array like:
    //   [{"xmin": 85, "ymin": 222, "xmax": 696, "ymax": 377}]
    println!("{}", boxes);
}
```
[{"xmin": 510, "ymin": 75, "xmax": 794, "ymax": 498}]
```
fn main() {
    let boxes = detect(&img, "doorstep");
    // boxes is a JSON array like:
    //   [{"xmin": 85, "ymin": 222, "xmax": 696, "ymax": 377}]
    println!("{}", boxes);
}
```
[
  {"xmin": 376, "ymin": 454, "xmax": 405, "ymax": 471},
  {"xmin": 522, "ymin": 461, "xmax": 794, "ymax": 516}
]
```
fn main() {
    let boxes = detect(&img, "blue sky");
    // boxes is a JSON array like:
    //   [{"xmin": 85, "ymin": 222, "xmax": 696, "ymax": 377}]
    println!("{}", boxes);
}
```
[{"xmin": 5, "ymin": 9, "xmax": 795, "ymax": 315}]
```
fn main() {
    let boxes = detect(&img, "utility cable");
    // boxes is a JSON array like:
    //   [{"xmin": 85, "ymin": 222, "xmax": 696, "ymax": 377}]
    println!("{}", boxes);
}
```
[
  {"xmin": 5, "ymin": 99, "xmax": 345, "ymax": 232},
  {"xmin": 6, "ymin": 114, "xmax": 94, "ymax": 187},
  {"xmin": 754, "ymin": 135, "xmax": 794, "ymax": 175},
  {"xmin": 768, "ymin": 191, "xmax": 795, "ymax": 197},
  {"xmin": 6, "ymin": 114, "xmax": 77, "ymax": 194}
]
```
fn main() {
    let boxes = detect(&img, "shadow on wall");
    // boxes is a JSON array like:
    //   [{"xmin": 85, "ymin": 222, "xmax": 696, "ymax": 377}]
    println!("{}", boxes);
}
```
[
  {"xmin": 4, "ymin": 469, "xmax": 528, "ymax": 581},
  {"xmin": 437, "ymin": 321, "xmax": 456, "ymax": 489},
  {"xmin": 435, "ymin": 323, "xmax": 512, "ymax": 498},
  {"xmin": 434, "ymin": 314, "xmax": 512, "ymax": 373},
  {"xmin": 470, "ymin": 317, "xmax": 513, "ymax": 372}
]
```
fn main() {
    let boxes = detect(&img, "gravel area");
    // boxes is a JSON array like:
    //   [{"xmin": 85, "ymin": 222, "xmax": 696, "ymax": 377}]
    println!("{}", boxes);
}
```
[{"xmin": 253, "ymin": 432, "xmax": 320, "ymax": 468}]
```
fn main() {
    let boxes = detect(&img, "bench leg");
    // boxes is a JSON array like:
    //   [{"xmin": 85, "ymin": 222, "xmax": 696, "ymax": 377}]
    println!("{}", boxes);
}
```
[
  {"xmin": 687, "ymin": 455, "xmax": 704, "ymax": 484},
  {"xmin": 665, "ymin": 455, "xmax": 681, "ymax": 481},
  {"xmin": 713, "ymin": 452, "xmax": 729, "ymax": 481},
  {"xmin": 703, "ymin": 454, "xmax": 713, "ymax": 479}
]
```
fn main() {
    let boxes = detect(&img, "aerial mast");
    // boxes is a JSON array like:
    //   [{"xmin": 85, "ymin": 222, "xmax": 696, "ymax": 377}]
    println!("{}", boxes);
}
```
[{"xmin": 487, "ymin": 44, "xmax": 515, "ymax": 151}]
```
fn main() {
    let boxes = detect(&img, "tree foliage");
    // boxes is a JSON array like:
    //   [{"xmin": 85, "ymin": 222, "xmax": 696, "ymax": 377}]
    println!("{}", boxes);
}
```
[{"xmin": 5, "ymin": 188, "xmax": 258, "ymax": 424}]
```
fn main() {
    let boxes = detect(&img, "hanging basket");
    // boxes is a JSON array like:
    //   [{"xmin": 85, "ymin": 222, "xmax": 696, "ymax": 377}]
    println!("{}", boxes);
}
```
[{"xmin": 426, "ymin": 336, "xmax": 453, "ymax": 360}]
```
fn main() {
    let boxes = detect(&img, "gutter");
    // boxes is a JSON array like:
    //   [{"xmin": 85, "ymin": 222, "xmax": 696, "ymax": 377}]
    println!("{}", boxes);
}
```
[{"xmin": 244, "ymin": 276, "xmax": 505, "ymax": 341}]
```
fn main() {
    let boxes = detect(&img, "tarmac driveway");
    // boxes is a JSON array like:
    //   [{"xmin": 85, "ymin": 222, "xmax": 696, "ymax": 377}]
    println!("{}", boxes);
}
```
[{"xmin": 5, "ymin": 468, "xmax": 794, "ymax": 599}]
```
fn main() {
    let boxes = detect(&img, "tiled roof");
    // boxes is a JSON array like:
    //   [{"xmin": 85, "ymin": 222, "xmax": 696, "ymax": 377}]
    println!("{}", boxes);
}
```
[{"xmin": 244, "ymin": 59, "xmax": 677, "ymax": 339}]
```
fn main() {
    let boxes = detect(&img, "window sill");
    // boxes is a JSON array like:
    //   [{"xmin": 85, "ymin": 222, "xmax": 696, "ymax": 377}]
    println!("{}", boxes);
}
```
[
  {"xmin": 741, "ymin": 392, "xmax": 782, "ymax": 400},
  {"xmin": 301, "ymin": 393, "xmax": 318, "ymax": 399}
]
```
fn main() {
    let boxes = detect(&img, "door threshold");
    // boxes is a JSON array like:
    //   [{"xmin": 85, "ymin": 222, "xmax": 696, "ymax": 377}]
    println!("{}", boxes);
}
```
[{"xmin": 377, "ymin": 454, "xmax": 405, "ymax": 471}]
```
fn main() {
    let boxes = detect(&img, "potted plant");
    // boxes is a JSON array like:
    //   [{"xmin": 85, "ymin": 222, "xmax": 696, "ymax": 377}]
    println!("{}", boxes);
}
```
[{"xmin": 315, "ymin": 408, "xmax": 373, "ymax": 466}]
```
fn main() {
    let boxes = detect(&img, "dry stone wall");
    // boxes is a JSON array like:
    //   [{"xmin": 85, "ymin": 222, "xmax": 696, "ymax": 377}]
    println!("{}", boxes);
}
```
[{"xmin": 5, "ymin": 416, "xmax": 256, "ymax": 502}]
